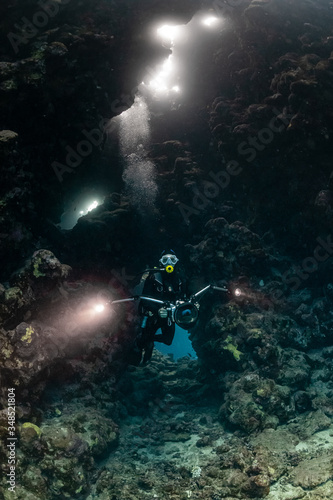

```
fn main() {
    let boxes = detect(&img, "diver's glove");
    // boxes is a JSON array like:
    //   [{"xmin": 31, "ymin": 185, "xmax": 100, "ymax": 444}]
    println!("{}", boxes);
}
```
[{"xmin": 158, "ymin": 307, "xmax": 168, "ymax": 318}]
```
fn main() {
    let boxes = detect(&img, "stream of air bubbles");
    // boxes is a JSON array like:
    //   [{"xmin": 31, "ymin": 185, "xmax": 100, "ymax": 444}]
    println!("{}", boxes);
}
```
[
  {"xmin": 118, "ymin": 12, "xmax": 223, "ymax": 213},
  {"xmin": 119, "ymin": 95, "xmax": 158, "ymax": 213}
]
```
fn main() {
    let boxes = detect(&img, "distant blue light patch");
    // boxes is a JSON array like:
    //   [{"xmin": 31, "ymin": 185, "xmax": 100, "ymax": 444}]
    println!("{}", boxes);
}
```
[{"xmin": 155, "ymin": 325, "xmax": 197, "ymax": 360}]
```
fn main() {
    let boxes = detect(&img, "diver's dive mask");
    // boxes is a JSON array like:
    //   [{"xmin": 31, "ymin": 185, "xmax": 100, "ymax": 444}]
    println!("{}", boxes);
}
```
[{"xmin": 159, "ymin": 254, "xmax": 179, "ymax": 273}]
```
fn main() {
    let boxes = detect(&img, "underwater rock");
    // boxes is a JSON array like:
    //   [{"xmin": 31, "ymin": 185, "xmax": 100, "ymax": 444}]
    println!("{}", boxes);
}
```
[
  {"xmin": 275, "ymin": 53, "xmax": 300, "ymax": 71},
  {"xmin": 40, "ymin": 455, "xmax": 88, "ymax": 498},
  {"xmin": 244, "ymin": 1, "xmax": 273, "ymax": 28},
  {"xmin": 42, "ymin": 424, "xmax": 88, "ymax": 456},
  {"xmin": 219, "ymin": 372, "xmax": 293, "ymax": 432},
  {"xmin": 251, "ymin": 427, "xmax": 300, "ymax": 454},
  {"xmin": 31, "ymin": 249, "xmax": 71, "ymax": 280},
  {"xmin": 293, "ymin": 390, "xmax": 312, "ymax": 413},
  {"xmin": 291, "ymin": 453, "xmax": 332, "ymax": 489},
  {"xmin": 8, "ymin": 408, "xmax": 120, "ymax": 498},
  {"xmin": 0, "ymin": 250, "xmax": 72, "ymax": 325},
  {"xmin": 288, "ymin": 409, "xmax": 331, "ymax": 441},
  {"xmin": 0, "ymin": 321, "xmax": 63, "ymax": 405},
  {"xmin": 315, "ymin": 58, "xmax": 333, "ymax": 83},
  {"xmin": 19, "ymin": 422, "xmax": 44, "ymax": 461},
  {"xmin": 0, "ymin": 129, "xmax": 18, "ymax": 149},
  {"xmin": 2, "ymin": 286, "xmax": 27, "ymax": 315},
  {"xmin": 0, "ymin": 250, "xmax": 78, "ymax": 408},
  {"xmin": 314, "ymin": 189, "xmax": 333, "ymax": 215},
  {"xmin": 290, "ymin": 78, "xmax": 318, "ymax": 97},
  {"xmin": 45, "ymin": 41, "xmax": 69, "ymax": 58},
  {"xmin": 20, "ymin": 466, "xmax": 48, "ymax": 499},
  {"xmin": 216, "ymin": 438, "xmax": 283, "ymax": 498},
  {"xmin": 186, "ymin": 217, "xmax": 268, "ymax": 279},
  {"xmin": 276, "ymin": 348, "xmax": 311, "ymax": 388},
  {"xmin": 150, "ymin": 140, "xmax": 185, "ymax": 162}
]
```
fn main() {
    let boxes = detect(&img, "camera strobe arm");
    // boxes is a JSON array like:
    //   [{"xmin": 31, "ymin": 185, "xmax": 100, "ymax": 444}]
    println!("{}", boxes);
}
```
[
  {"xmin": 110, "ymin": 296, "xmax": 166, "ymax": 306},
  {"xmin": 191, "ymin": 284, "xmax": 228, "ymax": 302}
]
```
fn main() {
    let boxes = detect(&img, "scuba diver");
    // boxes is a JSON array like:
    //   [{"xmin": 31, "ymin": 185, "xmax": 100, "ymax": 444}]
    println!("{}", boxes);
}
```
[
  {"xmin": 135, "ymin": 250, "xmax": 187, "ymax": 364},
  {"xmin": 95, "ymin": 250, "xmax": 231, "ymax": 365}
]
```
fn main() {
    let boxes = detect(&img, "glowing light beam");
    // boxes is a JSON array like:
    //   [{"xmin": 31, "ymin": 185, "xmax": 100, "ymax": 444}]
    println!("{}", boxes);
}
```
[
  {"xmin": 78, "ymin": 200, "xmax": 101, "ymax": 220},
  {"xmin": 94, "ymin": 304, "xmax": 105, "ymax": 313},
  {"xmin": 202, "ymin": 16, "xmax": 219, "ymax": 27},
  {"xmin": 156, "ymin": 24, "xmax": 180, "ymax": 43},
  {"xmin": 87, "ymin": 200, "xmax": 98, "ymax": 212}
]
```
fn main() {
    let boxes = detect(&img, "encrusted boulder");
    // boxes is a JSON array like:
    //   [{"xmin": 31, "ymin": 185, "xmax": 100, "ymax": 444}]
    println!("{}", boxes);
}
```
[
  {"xmin": 0, "ymin": 130, "xmax": 18, "ymax": 152},
  {"xmin": 31, "ymin": 249, "xmax": 71, "ymax": 280},
  {"xmin": 0, "ymin": 321, "xmax": 62, "ymax": 403},
  {"xmin": 219, "ymin": 372, "xmax": 294, "ymax": 432}
]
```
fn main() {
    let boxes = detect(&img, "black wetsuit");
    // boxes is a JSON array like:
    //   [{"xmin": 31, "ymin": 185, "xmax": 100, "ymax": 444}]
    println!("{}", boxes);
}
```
[{"xmin": 137, "ymin": 266, "xmax": 187, "ymax": 363}]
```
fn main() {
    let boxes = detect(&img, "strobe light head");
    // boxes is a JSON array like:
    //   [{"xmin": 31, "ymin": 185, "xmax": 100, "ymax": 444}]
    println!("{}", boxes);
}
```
[
  {"xmin": 94, "ymin": 304, "xmax": 105, "ymax": 313},
  {"xmin": 202, "ymin": 16, "xmax": 219, "ymax": 27},
  {"xmin": 234, "ymin": 288, "xmax": 242, "ymax": 297},
  {"xmin": 174, "ymin": 302, "xmax": 199, "ymax": 329}
]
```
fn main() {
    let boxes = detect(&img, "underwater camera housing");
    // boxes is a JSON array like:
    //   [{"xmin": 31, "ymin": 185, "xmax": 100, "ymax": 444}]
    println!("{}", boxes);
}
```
[
  {"xmin": 96, "ymin": 284, "xmax": 230, "ymax": 330},
  {"xmin": 173, "ymin": 301, "xmax": 199, "ymax": 329}
]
